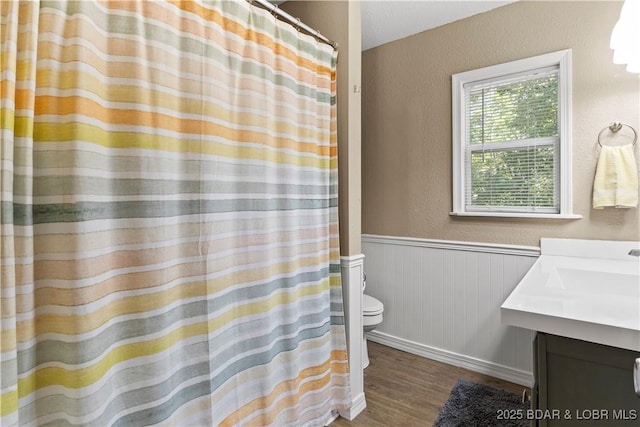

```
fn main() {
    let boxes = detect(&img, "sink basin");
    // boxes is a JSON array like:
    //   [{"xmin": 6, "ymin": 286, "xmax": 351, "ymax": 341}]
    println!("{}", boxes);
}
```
[
  {"xmin": 501, "ymin": 238, "xmax": 640, "ymax": 351},
  {"xmin": 556, "ymin": 268, "xmax": 639, "ymax": 297}
]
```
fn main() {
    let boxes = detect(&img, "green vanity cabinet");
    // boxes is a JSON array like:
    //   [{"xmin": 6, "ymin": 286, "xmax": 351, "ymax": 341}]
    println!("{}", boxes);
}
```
[{"xmin": 533, "ymin": 333, "xmax": 640, "ymax": 426}]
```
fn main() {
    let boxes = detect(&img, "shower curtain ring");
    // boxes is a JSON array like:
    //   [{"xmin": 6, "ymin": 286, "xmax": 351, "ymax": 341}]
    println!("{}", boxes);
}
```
[{"xmin": 295, "ymin": 18, "xmax": 301, "ymax": 31}]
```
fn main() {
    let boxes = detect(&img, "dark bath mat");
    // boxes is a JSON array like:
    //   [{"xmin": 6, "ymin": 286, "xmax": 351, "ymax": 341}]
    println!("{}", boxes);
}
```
[{"xmin": 434, "ymin": 379, "xmax": 529, "ymax": 427}]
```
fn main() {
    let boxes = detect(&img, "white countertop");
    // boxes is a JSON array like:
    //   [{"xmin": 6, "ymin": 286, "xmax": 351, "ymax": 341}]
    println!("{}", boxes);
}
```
[{"xmin": 501, "ymin": 238, "xmax": 640, "ymax": 351}]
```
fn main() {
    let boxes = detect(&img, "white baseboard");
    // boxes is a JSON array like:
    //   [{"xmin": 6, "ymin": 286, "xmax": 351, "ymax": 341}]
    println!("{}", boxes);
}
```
[
  {"xmin": 338, "ymin": 392, "xmax": 367, "ymax": 421},
  {"xmin": 367, "ymin": 330, "xmax": 534, "ymax": 387}
]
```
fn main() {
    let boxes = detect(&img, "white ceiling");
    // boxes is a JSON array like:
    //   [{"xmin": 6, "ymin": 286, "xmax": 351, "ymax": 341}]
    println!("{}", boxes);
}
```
[{"xmin": 361, "ymin": 1, "xmax": 517, "ymax": 51}]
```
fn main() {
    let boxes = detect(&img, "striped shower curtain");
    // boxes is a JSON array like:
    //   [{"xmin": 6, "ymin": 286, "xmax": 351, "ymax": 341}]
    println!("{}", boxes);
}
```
[{"xmin": 0, "ymin": 1, "xmax": 350, "ymax": 425}]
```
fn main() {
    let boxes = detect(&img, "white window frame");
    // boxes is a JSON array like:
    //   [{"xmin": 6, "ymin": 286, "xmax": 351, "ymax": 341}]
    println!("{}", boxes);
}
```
[{"xmin": 450, "ymin": 49, "xmax": 581, "ymax": 219}]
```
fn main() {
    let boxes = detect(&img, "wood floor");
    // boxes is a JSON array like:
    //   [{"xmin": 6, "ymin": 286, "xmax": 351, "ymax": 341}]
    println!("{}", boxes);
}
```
[{"xmin": 333, "ymin": 341, "xmax": 528, "ymax": 426}]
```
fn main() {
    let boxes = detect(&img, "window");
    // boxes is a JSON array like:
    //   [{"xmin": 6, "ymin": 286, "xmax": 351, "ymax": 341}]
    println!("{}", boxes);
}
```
[{"xmin": 451, "ymin": 50, "xmax": 580, "ymax": 218}]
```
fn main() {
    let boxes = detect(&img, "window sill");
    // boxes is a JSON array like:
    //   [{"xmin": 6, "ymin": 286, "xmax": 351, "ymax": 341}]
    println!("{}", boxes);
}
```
[{"xmin": 449, "ymin": 211, "xmax": 583, "ymax": 220}]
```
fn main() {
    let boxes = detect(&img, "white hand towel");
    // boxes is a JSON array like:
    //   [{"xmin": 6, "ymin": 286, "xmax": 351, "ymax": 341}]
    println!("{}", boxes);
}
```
[{"xmin": 592, "ymin": 144, "xmax": 638, "ymax": 209}]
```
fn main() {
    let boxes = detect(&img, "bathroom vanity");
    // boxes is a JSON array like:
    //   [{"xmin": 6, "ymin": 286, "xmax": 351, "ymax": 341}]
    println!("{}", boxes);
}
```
[
  {"xmin": 501, "ymin": 238, "xmax": 640, "ymax": 426},
  {"xmin": 533, "ymin": 333, "xmax": 640, "ymax": 426}
]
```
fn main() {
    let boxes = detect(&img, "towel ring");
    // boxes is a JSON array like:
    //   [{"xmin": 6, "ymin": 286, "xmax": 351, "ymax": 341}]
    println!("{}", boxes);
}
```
[{"xmin": 597, "ymin": 122, "xmax": 637, "ymax": 147}]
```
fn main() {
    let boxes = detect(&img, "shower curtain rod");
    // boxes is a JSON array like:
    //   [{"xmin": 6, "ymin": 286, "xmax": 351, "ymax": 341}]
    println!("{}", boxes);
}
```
[{"xmin": 249, "ymin": 0, "xmax": 338, "ymax": 50}]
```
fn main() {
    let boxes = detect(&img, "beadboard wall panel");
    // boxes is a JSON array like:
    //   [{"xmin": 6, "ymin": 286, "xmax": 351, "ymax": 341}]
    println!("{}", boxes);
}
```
[{"xmin": 362, "ymin": 234, "xmax": 539, "ymax": 386}]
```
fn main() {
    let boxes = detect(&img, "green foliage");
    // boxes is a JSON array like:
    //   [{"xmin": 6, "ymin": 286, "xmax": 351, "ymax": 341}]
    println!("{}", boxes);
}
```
[
  {"xmin": 467, "ymin": 74, "xmax": 558, "ymax": 209},
  {"xmin": 471, "ymin": 147, "xmax": 555, "ymax": 208}
]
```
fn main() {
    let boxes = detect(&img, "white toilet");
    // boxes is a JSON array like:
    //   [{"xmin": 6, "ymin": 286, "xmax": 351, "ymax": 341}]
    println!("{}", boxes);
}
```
[{"xmin": 362, "ymin": 286, "xmax": 384, "ymax": 369}]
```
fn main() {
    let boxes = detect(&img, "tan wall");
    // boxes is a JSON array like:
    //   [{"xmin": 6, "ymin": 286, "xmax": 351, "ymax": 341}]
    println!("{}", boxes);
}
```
[
  {"xmin": 362, "ymin": 1, "xmax": 640, "ymax": 247},
  {"xmin": 282, "ymin": 1, "xmax": 362, "ymax": 256}
]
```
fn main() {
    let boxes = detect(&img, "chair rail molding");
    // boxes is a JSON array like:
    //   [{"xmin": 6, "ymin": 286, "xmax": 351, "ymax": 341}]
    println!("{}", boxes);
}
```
[{"xmin": 362, "ymin": 234, "xmax": 541, "ymax": 257}]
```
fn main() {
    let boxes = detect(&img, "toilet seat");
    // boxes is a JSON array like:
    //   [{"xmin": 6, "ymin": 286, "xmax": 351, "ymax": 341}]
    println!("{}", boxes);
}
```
[{"xmin": 363, "ymin": 294, "xmax": 384, "ymax": 316}]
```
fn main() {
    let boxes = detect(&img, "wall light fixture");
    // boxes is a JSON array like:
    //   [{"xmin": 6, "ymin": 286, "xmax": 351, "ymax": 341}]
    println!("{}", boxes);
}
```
[{"xmin": 611, "ymin": 0, "xmax": 639, "ymax": 73}]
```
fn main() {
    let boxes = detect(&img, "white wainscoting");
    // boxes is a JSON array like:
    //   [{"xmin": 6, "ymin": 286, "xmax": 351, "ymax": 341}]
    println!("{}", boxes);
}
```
[
  {"xmin": 362, "ymin": 234, "xmax": 540, "ymax": 386},
  {"xmin": 339, "ymin": 254, "xmax": 367, "ymax": 420}
]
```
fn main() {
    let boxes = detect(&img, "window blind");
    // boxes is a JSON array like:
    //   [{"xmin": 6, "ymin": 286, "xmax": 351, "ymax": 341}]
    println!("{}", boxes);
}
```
[{"xmin": 464, "ymin": 66, "xmax": 560, "ymax": 213}]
